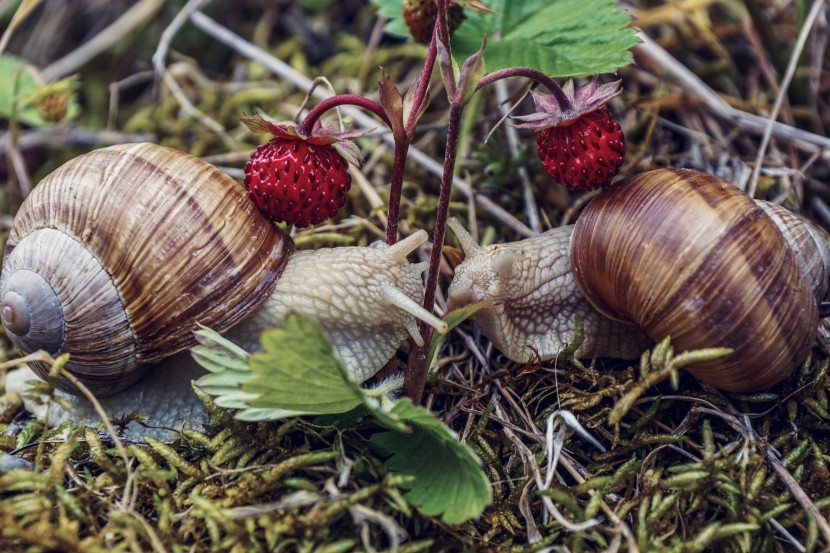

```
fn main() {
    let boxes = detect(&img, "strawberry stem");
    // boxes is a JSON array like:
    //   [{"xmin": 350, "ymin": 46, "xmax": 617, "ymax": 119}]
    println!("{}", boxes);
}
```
[
  {"xmin": 403, "ymin": 101, "xmax": 463, "ymax": 402},
  {"xmin": 424, "ymin": 104, "xmax": 462, "ymax": 318},
  {"xmin": 477, "ymin": 68, "xmax": 573, "ymax": 112},
  {"xmin": 387, "ymin": 25, "xmax": 439, "ymax": 245},
  {"xmin": 386, "ymin": 140, "xmax": 409, "ymax": 244},
  {"xmin": 402, "ymin": 0, "xmax": 459, "ymax": 402},
  {"xmin": 435, "ymin": 0, "xmax": 451, "ymax": 54},
  {"xmin": 404, "ymin": 29, "xmax": 438, "ymax": 138},
  {"xmin": 298, "ymin": 94, "xmax": 391, "ymax": 136}
]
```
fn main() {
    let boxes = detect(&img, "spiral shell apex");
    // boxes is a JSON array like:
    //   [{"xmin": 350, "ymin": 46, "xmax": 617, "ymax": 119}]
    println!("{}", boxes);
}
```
[
  {"xmin": 0, "ymin": 143, "xmax": 292, "ymax": 395},
  {"xmin": 570, "ymin": 168, "xmax": 819, "ymax": 392}
]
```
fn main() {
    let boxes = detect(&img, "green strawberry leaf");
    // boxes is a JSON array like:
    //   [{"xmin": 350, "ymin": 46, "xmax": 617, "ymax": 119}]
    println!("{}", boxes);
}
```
[
  {"xmin": 241, "ymin": 315, "xmax": 365, "ymax": 416},
  {"xmin": 193, "ymin": 316, "xmax": 365, "ymax": 421},
  {"xmin": 370, "ymin": 398, "xmax": 492, "ymax": 524},
  {"xmin": 371, "ymin": 0, "xmax": 638, "ymax": 77},
  {"xmin": 452, "ymin": 0, "xmax": 638, "ymax": 76},
  {"xmin": 192, "ymin": 327, "xmax": 297, "ymax": 420},
  {"xmin": 427, "ymin": 299, "xmax": 500, "ymax": 370},
  {"xmin": 192, "ymin": 316, "xmax": 410, "ymax": 424}
]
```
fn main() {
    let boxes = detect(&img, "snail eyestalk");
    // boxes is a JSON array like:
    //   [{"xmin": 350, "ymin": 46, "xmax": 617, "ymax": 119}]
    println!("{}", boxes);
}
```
[
  {"xmin": 386, "ymin": 229, "xmax": 429, "ymax": 262},
  {"xmin": 383, "ymin": 287, "xmax": 448, "ymax": 337},
  {"xmin": 447, "ymin": 217, "xmax": 482, "ymax": 255}
]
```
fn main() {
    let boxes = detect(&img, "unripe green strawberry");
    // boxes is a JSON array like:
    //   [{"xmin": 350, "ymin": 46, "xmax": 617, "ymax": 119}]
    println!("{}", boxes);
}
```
[
  {"xmin": 402, "ymin": 0, "xmax": 465, "ymax": 43},
  {"xmin": 536, "ymin": 107, "xmax": 624, "ymax": 191},
  {"xmin": 241, "ymin": 115, "xmax": 365, "ymax": 228},
  {"xmin": 37, "ymin": 91, "xmax": 70, "ymax": 122}
]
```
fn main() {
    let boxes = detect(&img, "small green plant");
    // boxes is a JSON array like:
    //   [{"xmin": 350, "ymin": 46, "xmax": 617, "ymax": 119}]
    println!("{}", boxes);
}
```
[{"xmin": 194, "ymin": 318, "xmax": 492, "ymax": 524}]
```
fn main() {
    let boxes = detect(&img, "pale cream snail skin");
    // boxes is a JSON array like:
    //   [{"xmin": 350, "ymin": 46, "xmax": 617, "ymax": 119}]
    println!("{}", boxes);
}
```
[
  {"xmin": 0, "ymin": 143, "xmax": 447, "ymax": 438},
  {"xmin": 4, "ymin": 353, "xmax": 209, "ymax": 439},
  {"xmin": 448, "ymin": 169, "xmax": 830, "ymax": 393}
]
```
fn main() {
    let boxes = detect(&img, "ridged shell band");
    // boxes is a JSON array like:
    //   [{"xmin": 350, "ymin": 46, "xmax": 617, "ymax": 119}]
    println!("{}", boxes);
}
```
[{"xmin": 1, "ymin": 228, "xmax": 138, "ymax": 394}]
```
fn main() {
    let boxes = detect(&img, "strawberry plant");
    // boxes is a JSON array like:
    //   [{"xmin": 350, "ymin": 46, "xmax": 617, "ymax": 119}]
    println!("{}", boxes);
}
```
[
  {"xmin": 202, "ymin": 0, "xmax": 639, "ymax": 527},
  {"xmin": 249, "ymin": 0, "xmax": 637, "ymax": 400}
]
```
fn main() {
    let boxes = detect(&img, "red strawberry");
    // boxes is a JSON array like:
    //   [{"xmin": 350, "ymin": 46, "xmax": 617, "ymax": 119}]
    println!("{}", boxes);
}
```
[
  {"xmin": 536, "ymin": 107, "xmax": 624, "ymax": 191},
  {"xmin": 241, "ymin": 115, "xmax": 365, "ymax": 227},
  {"xmin": 245, "ymin": 139, "xmax": 350, "ymax": 227},
  {"xmin": 515, "ymin": 79, "xmax": 625, "ymax": 191},
  {"xmin": 402, "ymin": 0, "xmax": 466, "ymax": 43}
]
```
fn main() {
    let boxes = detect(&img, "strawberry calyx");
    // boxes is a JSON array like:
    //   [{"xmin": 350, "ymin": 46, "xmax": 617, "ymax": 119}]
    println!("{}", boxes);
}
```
[
  {"xmin": 514, "ymin": 79, "xmax": 622, "ymax": 131},
  {"xmin": 240, "ymin": 113, "xmax": 367, "ymax": 167}
]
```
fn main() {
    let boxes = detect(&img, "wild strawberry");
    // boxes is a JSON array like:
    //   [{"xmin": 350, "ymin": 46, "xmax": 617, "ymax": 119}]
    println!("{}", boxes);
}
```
[
  {"xmin": 536, "ymin": 107, "xmax": 624, "ymax": 191},
  {"xmin": 402, "ymin": 0, "xmax": 466, "ymax": 43},
  {"xmin": 241, "ymin": 115, "xmax": 365, "ymax": 228},
  {"xmin": 515, "ymin": 79, "xmax": 625, "ymax": 191}
]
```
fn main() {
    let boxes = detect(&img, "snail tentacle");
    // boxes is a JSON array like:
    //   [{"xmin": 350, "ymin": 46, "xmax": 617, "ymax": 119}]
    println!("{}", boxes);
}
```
[
  {"xmin": 446, "ymin": 217, "xmax": 482, "ymax": 256},
  {"xmin": 385, "ymin": 229, "xmax": 428, "ymax": 261},
  {"xmin": 382, "ymin": 286, "xmax": 447, "ymax": 338}
]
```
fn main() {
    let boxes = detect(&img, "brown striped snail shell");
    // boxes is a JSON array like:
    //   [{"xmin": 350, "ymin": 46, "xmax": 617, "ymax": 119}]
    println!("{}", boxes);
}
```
[
  {"xmin": 570, "ymin": 168, "xmax": 825, "ymax": 392},
  {"xmin": 0, "ymin": 143, "xmax": 292, "ymax": 395}
]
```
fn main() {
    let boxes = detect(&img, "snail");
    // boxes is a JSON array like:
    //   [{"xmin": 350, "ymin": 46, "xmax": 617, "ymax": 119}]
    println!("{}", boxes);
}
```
[
  {"xmin": 0, "ymin": 143, "xmax": 448, "ymax": 416},
  {"xmin": 447, "ymin": 168, "xmax": 830, "ymax": 393}
]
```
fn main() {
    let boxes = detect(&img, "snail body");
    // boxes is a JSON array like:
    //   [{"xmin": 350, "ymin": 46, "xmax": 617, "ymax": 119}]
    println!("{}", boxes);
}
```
[
  {"xmin": 0, "ymin": 143, "xmax": 445, "ymax": 398},
  {"xmin": 448, "ymin": 169, "xmax": 830, "ymax": 393},
  {"xmin": 445, "ymin": 220, "xmax": 652, "ymax": 363}
]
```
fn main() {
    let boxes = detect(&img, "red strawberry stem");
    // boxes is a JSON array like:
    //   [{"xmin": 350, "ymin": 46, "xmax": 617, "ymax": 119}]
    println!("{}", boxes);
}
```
[
  {"xmin": 403, "ymin": 101, "xmax": 463, "ymax": 402},
  {"xmin": 477, "ymin": 67, "xmax": 573, "ymax": 111},
  {"xmin": 405, "ymin": 30, "xmax": 438, "ymax": 138},
  {"xmin": 386, "ymin": 140, "xmax": 410, "ymax": 243},
  {"xmin": 435, "ymin": 0, "xmax": 451, "ymax": 51},
  {"xmin": 424, "ymin": 104, "xmax": 462, "ymax": 334},
  {"xmin": 401, "ymin": 0, "xmax": 462, "ymax": 402},
  {"xmin": 297, "ymin": 94, "xmax": 391, "ymax": 136},
  {"xmin": 387, "ymin": 26, "xmax": 439, "ymax": 244}
]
